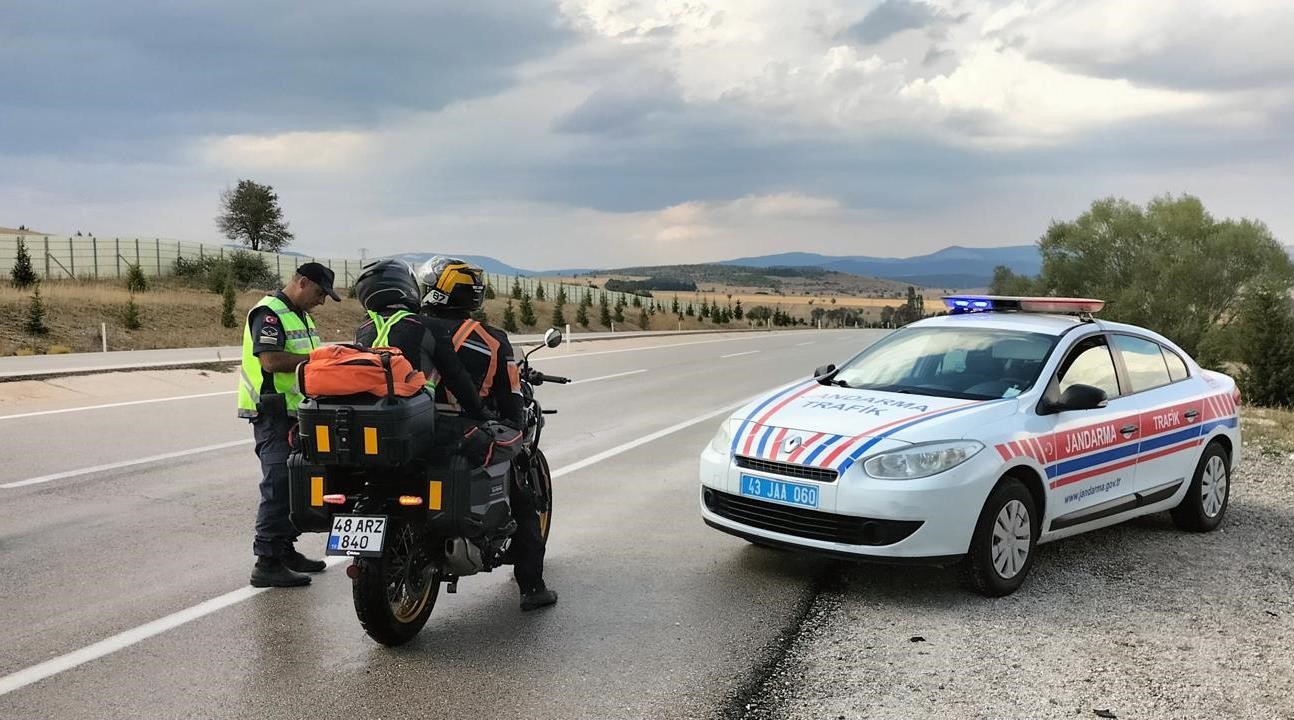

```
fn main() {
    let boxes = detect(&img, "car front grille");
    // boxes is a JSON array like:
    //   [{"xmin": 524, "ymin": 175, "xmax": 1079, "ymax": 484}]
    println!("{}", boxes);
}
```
[
  {"xmin": 703, "ymin": 489, "xmax": 922, "ymax": 546},
  {"xmin": 735, "ymin": 456, "xmax": 838, "ymax": 483}
]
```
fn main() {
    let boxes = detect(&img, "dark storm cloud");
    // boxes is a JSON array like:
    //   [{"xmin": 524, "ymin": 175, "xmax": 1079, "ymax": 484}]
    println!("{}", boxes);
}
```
[
  {"xmin": 842, "ymin": 0, "xmax": 943, "ymax": 44},
  {"xmin": 0, "ymin": 0, "xmax": 573, "ymax": 155}
]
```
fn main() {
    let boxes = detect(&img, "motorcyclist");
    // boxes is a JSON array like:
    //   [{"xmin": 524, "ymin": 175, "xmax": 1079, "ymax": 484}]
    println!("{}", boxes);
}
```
[
  {"xmin": 352, "ymin": 258, "xmax": 491, "ymax": 422},
  {"xmin": 417, "ymin": 256, "xmax": 558, "ymax": 612}
]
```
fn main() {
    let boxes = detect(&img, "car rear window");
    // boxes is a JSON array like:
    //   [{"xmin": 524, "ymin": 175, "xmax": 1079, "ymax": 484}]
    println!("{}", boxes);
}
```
[{"xmin": 1112, "ymin": 334, "xmax": 1173, "ymax": 392}]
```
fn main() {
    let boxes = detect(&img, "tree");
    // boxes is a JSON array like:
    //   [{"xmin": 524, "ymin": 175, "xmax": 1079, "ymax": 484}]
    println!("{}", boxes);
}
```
[
  {"xmin": 613, "ymin": 302, "xmax": 624, "ymax": 323},
  {"xmin": 734, "ymin": 299, "xmax": 744, "ymax": 320},
  {"xmin": 671, "ymin": 295, "xmax": 680, "ymax": 315},
  {"xmin": 1031, "ymin": 195, "xmax": 1294, "ymax": 358},
  {"xmin": 220, "ymin": 277, "xmax": 237, "ymax": 328},
  {"xmin": 519, "ymin": 295, "xmax": 537, "ymax": 326},
  {"xmin": 216, "ymin": 179, "xmax": 294, "ymax": 252},
  {"xmin": 638, "ymin": 308, "xmax": 649, "ymax": 328},
  {"xmin": 511, "ymin": 278, "xmax": 523, "ymax": 300},
  {"xmin": 124, "ymin": 294, "xmax": 142, "ymax": 330},
  {"xmin": 126, "ymin": 263, "xmax": 148, "ymax": 292},
  {"xmin": 535, "ymin": 282, "xmax": 546, "ymax": 301},
  {"xmin": 471, "ymin": 308, "xmax": 489, "ymax": 324},
  {"xmin": 484, "ymin": 281, "xmax": 496, "ymax": 300},
  {"xmin": 552, "ymin": 303, "xmax": 566, "ymax": 327},
  {"xmin": 25, "ymin": 285, "xmax": 48, "ymax": 335},
  {"xmin": 502, "ymin": 299, "xmax": 519, "ymax": 333},
  {"xmin": 599, "ymin": 293, "xmax": 612, "ymax": 327},
  {"xmin": 989, "ymin": 265, "xmax": 1037, "ymax": 295},
  {"xmin": 576, "ymin": 302, "xmax": 590, "ymax": 328},
  {"xmin": 1232, "ymin": 284, "xmax": 1294, "ymax": 406},
  {"xmin": 11, "ymin": 238, "xmax": 37, "ymax": 288}
]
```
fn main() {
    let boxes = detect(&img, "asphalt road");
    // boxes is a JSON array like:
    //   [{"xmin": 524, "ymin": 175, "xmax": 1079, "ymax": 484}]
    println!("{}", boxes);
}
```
[{"xmin": 0, "ymin": 329, "xmax": 884, "ymax": 720}]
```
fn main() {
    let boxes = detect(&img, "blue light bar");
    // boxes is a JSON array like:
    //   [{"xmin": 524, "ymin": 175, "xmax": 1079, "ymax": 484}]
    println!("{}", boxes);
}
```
[{"xmin": 941, "ymin": 295, "xmax": 1104, "ymax": 315}]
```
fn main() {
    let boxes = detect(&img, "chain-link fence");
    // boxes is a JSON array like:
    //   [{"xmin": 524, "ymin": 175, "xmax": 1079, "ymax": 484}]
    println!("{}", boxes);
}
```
[{"xmin": 0, "ymin": 235, "xmax": 365, "ymax": 287}]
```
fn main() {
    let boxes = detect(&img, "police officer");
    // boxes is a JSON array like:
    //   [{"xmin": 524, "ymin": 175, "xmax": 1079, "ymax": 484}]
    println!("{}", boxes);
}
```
[
  {"xmin": 418, "ymin": 257, "xmax": 558, "ymax": 611},
  {"xmin": 237, "ymin": 262, "xmax": 339, "ymax": 588},
  {"xmin": 352, "ymin": 258, "xmax": 491, "ymax": 422}
]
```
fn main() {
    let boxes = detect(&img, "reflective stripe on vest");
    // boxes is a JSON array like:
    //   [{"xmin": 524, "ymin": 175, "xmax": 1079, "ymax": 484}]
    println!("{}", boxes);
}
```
[
  {"xmin": 450, "ymin": 320, "xmax": 501, "ymax": 397},
  {"xmin": 364, "ymin": 310, "xmax": 437, "ymax": 392},
  {"xmin": 236, "ymin": 295, "xmax": 320, "ymax": 418}
]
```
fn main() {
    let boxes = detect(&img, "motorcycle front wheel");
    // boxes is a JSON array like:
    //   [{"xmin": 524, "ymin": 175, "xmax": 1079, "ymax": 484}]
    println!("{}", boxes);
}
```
[{"xmin": 352, "ymin": 519, "xmax": 439, "ymax": 646}]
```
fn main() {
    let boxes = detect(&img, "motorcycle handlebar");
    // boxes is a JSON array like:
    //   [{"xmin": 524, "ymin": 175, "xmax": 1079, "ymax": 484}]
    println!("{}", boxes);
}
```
[{"xmin": 528, "ymin": 370, "xmax": 571, "ymax": 385}]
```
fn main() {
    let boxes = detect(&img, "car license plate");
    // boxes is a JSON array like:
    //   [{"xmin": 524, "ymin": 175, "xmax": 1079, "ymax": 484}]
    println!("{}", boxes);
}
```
[
  {"xmin": 326, "ymin": 514, "xmax": 387, "ymax": 557},
  {"xmin": 740, "ymin": 474, "xmax": 819, "ymax": 509}
]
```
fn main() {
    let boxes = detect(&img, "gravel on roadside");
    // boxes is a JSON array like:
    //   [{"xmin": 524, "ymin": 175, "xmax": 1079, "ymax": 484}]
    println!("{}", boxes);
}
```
[{"xmin": 744, "ymin": 452, "xmax": 1294, "ymax": 720}]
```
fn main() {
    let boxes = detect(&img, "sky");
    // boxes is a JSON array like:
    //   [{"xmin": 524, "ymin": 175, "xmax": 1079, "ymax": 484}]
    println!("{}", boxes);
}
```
[{"xmin": 2, "ymin": 0, "xmax": 1292, "ymax": 269}]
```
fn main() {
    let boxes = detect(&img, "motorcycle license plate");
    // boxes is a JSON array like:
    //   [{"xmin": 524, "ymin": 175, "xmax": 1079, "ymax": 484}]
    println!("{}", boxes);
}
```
[{"xmin": 326, "ymin": 515, "xmax": 387, "ymax": 557}]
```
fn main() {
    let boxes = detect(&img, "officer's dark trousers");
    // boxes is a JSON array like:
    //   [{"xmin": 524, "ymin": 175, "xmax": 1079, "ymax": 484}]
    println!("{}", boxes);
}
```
[{"xmin": 252, "ymin": 412, "xmax": 298, "ymax": 558}]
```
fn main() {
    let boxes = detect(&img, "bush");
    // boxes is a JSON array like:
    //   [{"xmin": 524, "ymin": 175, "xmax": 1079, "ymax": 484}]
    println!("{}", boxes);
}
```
[
  {"xmin": 519, "ymin": 296, "xmax": 537, "ymax": 326},
  {"xmin": 227, "ymin": 250, "xmax": 279, "ymax": 290},
  {"xmin": 11, "ymin": 238, "xmax": 38, "ymax": 289},
  {"xmin": 25, "ymin": 285, "xmax": 48, "ymax": 334},
  {"xmin": 125, "ymin": 263, "xmax": 148, "ymax": 292},
  {"xmin": 175, "ymin": 251, "xmax": 278, "ymax": 293},
  {"xmin": 124, "ymin": 294, "xmax": 142, "ymax": 330},
  {"xmin": 221, "ymin": 277, "xmax": 238, "ymax": 328},
  {"xmin": 502, "ymin": 299, "xmax": 519, "ymax": 333}
]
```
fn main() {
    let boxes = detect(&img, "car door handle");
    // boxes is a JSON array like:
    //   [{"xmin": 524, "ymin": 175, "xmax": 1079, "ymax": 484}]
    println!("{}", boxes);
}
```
[
  {"xmin": 1120, "ymin": 424, "xmax": 1139, "ymax": 435},
  {"xmin": 1184, "ymin": 409, "xmax": 1199, "ymax": 420}
]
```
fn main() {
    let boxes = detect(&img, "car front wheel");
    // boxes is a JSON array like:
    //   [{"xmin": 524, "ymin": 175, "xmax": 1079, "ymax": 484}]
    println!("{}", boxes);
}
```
[
  {"xmin": 1170, "ymin": 441, "xmax": 1231, "ymax": 532},
  {"xmin": 964, "ymin": 478, "xmax": 1038, "ymax": 597}
]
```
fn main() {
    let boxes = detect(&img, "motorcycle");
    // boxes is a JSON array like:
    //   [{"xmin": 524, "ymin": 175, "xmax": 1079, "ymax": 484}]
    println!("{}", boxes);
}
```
[{"xmin": 290, "ymin": 327, "xmax": 570, "ymax": 646}]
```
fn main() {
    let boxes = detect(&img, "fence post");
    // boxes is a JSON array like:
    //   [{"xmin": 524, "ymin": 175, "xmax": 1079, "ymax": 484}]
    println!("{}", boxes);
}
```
[
  {"xmin": 93, "ymin": 237, "xmax": 98, "ymax": 279},
  {"xmin": 69, "ymin": 237, "xmax": 75, "ymax": 278},
  {"xmin": 199, "ymin": 244, "xmax": 204, "ymax": 260},
  {"xmin": 155, "ymin": 238, "xmax": 161, "ymax": 276},
  {"xmin": 276, "ymin": 254, "xmax": 281, "ymax": 282},
  {"xmin": 44, "ymin": 237, "xmax": 50, "ymax": 279},
  {"xmin": 134, "ymin": 238, "xmax": 141, "ymax": 268},
  {"xmin": 116, "ymin": 239, "xmax": 121, "ymax": 277}
]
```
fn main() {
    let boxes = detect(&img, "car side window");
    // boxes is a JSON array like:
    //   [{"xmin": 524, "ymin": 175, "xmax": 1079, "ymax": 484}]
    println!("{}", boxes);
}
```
[
  {"xmin": 1056, "ymin": 336, "xmax": 1120, "ymax": 399},
  {"xmin": 1112, "ymin": 335, "xmax": 1173, "ymax": 392},
  {"xmin": 1163, "ymin": 347, "xmax": 1189, "ymax": 382}
]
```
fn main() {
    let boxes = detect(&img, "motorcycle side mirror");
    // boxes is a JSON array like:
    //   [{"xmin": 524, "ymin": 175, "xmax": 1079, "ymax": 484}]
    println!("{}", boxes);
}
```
[{"xmin": 544, "ymin": 328, "xmax": 563, "ymax": 348}]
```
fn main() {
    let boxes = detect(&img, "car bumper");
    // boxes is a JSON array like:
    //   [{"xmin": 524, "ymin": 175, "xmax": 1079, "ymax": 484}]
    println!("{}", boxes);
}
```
[{"xmin": 698, "ymin": 442, "xmax": 999, "ymax": 559}]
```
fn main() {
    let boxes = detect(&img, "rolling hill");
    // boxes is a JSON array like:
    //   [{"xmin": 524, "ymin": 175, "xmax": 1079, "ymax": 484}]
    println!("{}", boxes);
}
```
[{"xmin": 719, "ymin": 245, "xmax": 1041, "ymax": 289}]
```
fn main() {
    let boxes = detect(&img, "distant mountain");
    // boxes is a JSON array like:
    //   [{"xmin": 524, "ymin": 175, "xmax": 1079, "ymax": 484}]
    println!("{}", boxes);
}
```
[
  {"xmin": 720, "ymin": 245, "xmax": 1042, "ymax": 289},
  {"xmin": 390, "ymin": 253, "xmax": 595, "ymax": 277}
]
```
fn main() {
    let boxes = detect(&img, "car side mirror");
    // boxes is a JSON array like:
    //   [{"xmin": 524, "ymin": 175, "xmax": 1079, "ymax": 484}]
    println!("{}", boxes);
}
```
[
  {"xmin": 1049, "ymin": 384, "xmax": 1108, "ymax": 413},
  {"xmin": 544, "ymin": 328, "xmax": 563, "ymax": 348},
  {"xmin": 814, "ymin": 363, "xmax": 836, "ymax": 385}
]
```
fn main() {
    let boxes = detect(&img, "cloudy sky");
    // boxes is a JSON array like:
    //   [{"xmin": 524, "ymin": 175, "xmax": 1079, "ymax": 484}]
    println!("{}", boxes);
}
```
[{"xmin": 2, "ymin": 0, "xmax": 1291, "ymax": 268}]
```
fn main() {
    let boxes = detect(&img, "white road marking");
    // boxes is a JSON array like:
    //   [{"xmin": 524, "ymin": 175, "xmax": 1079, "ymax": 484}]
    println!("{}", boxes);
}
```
[
  {"xmin": 795, "ymin": 341, "xmax": 816, "ymax": 346},
  {"xmin": 0, "ymin": 555, "xmax": 348, "ymax": 698},
  {"xmin": 720, "ymin": 350, "xmax": 760, "ymax": 359},
  {"xmin": 567, "ymin": 369, "xmax": 647, "ymax": 385},
  {"xmin": 539, "ymin": 332, "xmax": 807, "ymax": 360},
  {"xmin": 0, "ymin": 391, "xmax": 236, "ymax": 422},
  {"xmin": 0, "ymin": 381, "xmax": 799, "ymax": 697},
  {"xmin": 1, "ymin": 440, "xmax": 252, "ymax": 489}
]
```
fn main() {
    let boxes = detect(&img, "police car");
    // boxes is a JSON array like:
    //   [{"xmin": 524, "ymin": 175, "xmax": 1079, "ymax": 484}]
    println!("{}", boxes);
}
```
[{"xmin": 699, "ymin": 296, "xmax": 1241, "ymax": 596}]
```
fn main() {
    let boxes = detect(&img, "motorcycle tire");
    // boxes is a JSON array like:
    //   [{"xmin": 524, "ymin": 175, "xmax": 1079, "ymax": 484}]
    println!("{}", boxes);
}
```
[
  {"xmin": 532, "ymin": 448, "xmax": 554, "ymax": 545},
  {"xmin": 352, "ymin": 519, "xmax": 439, "ymax": 646}
]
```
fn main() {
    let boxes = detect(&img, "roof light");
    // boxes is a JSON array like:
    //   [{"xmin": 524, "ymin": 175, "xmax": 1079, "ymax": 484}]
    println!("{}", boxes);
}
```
[{"xmin": 942, "ymin": 295, "xmax": 1104, "ymax": 315}]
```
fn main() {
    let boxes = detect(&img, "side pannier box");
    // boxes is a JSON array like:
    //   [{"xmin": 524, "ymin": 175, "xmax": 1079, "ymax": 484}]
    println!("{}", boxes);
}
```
[
  {"xmin": 297, "ymin": 392, "xmax": 435, "ymax": 467},
  {"xmin": 287, "ymin": 452, "xmax": 338, "ymax": 533}
]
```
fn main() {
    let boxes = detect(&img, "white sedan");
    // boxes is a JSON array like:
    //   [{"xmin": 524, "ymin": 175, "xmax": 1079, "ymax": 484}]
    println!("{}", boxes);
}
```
[{"xmin": 699, "ymin": 296, "xmax": 1241, "ymax": 595}]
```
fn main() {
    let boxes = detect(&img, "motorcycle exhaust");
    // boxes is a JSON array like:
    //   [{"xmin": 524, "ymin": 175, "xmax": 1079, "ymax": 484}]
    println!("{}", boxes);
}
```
[{"xmin": 444, "ymin": 537, "xmax": 484, "ymax": 575}]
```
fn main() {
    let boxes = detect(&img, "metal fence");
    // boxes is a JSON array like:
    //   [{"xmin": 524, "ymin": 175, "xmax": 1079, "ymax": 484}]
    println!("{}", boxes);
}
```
[
  {"xmin": 0, "ymin": 235, "xmax": 367, "ymax": 287},
  {"xmin": 0, "ymin": 234, "xmax": 656, "ymax": 312}
]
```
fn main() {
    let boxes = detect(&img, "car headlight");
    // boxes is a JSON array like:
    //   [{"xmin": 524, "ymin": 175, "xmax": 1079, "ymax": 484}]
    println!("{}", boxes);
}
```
[
  {"xmin": 862, "ymin": 440, "xmax": 984, "ymax": 480},
  {"xmin": 708, "ymin": 419, "xmax": 738, "ymax": 455}
]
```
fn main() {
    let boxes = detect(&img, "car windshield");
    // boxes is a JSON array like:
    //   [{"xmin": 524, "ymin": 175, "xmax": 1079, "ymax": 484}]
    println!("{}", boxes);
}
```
[{"xmin": 831, "ymin": 327, "xmax": 1058, "ymax": 400}]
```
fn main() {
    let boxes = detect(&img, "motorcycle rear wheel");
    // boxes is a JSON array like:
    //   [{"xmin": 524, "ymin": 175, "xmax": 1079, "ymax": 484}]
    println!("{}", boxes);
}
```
[{"xmin": 352, "ymin": 520, "xmax": 439, "ymax": 646}]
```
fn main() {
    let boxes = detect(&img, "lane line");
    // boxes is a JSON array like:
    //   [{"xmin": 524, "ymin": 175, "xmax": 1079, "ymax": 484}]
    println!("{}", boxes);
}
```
[
  {"xmin": 1, "ymin": 440, "xmax": 252, "ymax": 489},
  {"xmin": 0, "ymin": 555, "xmax": 348, "ymax": 698},
  {"xmin": 0, "ymin": 391, "xmax": 236, "ymax": 422},
  {"xmin": 720, "ymin": 350, "xmax": 760, "ymax": 359},
  {"xmin": 795, "ymin": 341, "xmax": 816, "ymax": 347},
  {"xmin": 539, "ymin": 332, "xmax": 815, "ymax": 361},
  {"xmin": 0, "ymin": 381, "xmax": 799, "ymax": 696},
  {"xmin": 567, "ymin": 369, "xmax": 647, "ymax": 385}
]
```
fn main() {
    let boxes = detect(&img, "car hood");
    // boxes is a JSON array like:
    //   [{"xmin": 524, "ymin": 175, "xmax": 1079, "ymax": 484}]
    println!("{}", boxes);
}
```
[{"xmin": 729, "ymin": 382, "xmax": 1016, "ymax": 468}]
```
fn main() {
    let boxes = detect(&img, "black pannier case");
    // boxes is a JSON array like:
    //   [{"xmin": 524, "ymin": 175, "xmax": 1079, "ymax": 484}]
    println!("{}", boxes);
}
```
[{"xmin": 297, "ymin": 392, "xmax": 435, "ymax": 467}]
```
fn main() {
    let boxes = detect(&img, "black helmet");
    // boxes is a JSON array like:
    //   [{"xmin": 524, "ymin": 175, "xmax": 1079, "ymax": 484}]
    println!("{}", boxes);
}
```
[
  {"xmin": 355, "ymin": 259, "xmax": 420, "ymax": 312},
  {"xmin": 418, "ymin": 256, "xmax": 484, "ymax": 313}
]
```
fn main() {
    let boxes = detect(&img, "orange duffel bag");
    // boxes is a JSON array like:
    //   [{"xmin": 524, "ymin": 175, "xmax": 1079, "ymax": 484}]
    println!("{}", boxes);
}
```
[{"xmin": 298, "ymin": 344, "xmax": 427, "ymax": 399}]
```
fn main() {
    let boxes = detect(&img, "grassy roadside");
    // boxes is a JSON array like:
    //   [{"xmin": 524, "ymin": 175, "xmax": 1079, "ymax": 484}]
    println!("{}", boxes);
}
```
[
  {"xmin": 0, "ymin": 280, "xmax": 771, "ymax": 355},
  {"xmin": 1240, "ymin": 405, "xmax": 1294, "ymax": 457}
]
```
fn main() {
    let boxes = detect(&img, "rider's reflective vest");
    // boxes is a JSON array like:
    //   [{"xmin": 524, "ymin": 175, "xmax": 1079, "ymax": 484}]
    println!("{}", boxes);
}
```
[{"xmin": 236, "ymin": 294, "xmax": 320, "ymax": 418}]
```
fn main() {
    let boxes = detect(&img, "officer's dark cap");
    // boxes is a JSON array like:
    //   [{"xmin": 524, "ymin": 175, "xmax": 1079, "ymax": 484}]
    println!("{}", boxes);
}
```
[{"xmin": 296, "ymin": 262, "xmax": 341, "ymax": 301}]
